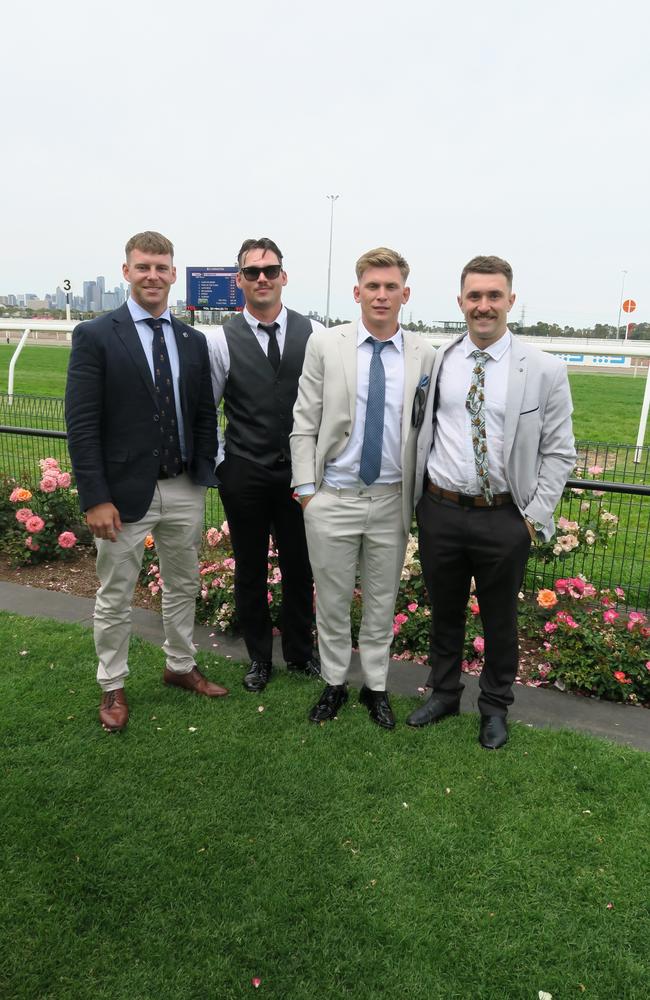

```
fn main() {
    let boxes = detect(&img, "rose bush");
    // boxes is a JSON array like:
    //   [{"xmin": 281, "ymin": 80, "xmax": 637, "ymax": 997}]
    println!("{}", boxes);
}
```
[{"xmin": 3, "ymin": 459, "xmax": 82, "ymax": 565}]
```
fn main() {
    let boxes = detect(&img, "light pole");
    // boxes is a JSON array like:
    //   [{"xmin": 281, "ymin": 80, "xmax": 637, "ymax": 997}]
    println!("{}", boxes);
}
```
[
  {"xmin": 324, "ymin": 194, "xmax": 339, "ymax": 328},
  {"xmin": 616, "ymin": 269, "xmax": 628, "ymax": 339}
]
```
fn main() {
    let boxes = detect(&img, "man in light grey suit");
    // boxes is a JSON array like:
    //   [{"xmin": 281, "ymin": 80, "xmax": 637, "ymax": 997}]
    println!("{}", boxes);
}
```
[
  {"xmin": 407, "ymin": 255, "xmax": 575, "ymax": 748},
  {"xmin": 291, "ymin": 247, "xmax": 435, "ymax": 729}
]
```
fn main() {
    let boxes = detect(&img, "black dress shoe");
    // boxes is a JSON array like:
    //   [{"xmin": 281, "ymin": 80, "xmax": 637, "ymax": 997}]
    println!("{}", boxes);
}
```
[
  {"xmin": 308, "ymin": 684, "xmax": 348, "ymax": 723},
  {"xmin": 358, "ymin": 686, "xmax": 396, "ymax": 730},
  {"xmin": 479, "ymin": 714, "xmax": 508, "ymax": 750},
  {"xmin": 243, "ymin": 660, "xmax": 273, "ymax": 692},
  {"xmin": 405, "ymin": 694, "xmax": 460, "ymax": 728},
  {"xmin": 286, "ymin": 656, "xmax": 321, "ymax": 679}
]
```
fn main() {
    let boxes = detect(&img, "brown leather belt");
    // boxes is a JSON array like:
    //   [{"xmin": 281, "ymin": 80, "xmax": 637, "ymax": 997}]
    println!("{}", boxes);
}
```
[{"xmin": 426, "ymin": 482, "xmax": 513, "ymax": 508}]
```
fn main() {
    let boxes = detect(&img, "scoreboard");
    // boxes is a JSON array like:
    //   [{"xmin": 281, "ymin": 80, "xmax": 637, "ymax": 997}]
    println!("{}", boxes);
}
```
[{"xmin": 186, "ymin": 267, "xmax": 244, "ymax": 310}]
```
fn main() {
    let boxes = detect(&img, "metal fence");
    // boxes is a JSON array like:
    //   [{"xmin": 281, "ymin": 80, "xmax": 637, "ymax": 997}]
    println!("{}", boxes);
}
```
[{"xmin": 1, "ymin": 392, "xmax": 648, "ymax": 608}]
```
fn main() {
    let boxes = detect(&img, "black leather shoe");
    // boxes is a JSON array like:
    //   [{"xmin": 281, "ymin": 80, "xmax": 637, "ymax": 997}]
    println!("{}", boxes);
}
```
[
  {"xmin": 358, "ymin": 686, "xmax": 396, "ymax": 730},
  {"xmin": 243, "ymin": 660, "xmax": 273, "ymax": 692},
  {"xmin": 479, "ymin": 714, "xmax": 508, "ymax": 750},
  {"xmin": 406, "ymin": 694, "xmax": 460, "ymax": 728},
  {"xmin": 286, "ymin": 656, "xmax": 321, "ymax": 679},
  {"xmin": 308, "ymin": 684, "xmax": 348, "ymax": 723}
]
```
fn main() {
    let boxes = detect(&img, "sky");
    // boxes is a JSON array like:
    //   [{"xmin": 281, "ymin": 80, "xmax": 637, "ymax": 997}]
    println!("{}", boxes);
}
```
[{"xmin": 2, "ymin": 0, "xmax": 649, "ymax": 328}]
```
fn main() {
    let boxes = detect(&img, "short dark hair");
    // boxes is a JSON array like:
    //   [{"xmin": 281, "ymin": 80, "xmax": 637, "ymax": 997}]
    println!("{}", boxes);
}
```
[
  {"xmin": 125, "ymin": 231, "xmax": 174, "ymax": 260},
  {"xmin": 461, "ymin": 255, "xmax": 513, "ymax": 290},
  {"xmin": 237, "ymin": 237, "xmax": 283, "ymax": 268}
]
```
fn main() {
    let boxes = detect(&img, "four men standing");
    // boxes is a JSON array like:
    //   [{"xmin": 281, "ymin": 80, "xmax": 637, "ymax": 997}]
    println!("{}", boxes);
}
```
[{"xmin": 66, "ymin": 234, "xmax": 574, "ymax": 744}]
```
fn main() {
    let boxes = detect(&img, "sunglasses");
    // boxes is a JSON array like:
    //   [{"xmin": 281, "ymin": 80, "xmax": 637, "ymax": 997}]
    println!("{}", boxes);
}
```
[{"xmin": 240, "ymin": 265, "xmax": 283, "ymax": 281}]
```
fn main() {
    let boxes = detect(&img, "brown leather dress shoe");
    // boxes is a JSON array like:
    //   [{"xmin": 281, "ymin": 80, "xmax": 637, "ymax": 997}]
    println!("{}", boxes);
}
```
[
  {"xmin": 99, "ymin": 688, "xmax": 129, "ymax": 732},
  {"xmin": 163, "ymin": 666, "xmax": 228, "ymax": 698}
]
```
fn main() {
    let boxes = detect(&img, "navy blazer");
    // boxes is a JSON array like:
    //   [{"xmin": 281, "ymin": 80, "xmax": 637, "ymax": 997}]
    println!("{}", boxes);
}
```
[{"xmin": 65, "ymin": 303, "xmax": 218, "ymax": 522}]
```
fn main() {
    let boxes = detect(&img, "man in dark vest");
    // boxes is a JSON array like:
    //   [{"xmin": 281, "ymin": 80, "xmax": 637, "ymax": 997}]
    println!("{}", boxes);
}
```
[{"xmin": 206, "ymin": 237, "xmax": 321, "ymax": 692}]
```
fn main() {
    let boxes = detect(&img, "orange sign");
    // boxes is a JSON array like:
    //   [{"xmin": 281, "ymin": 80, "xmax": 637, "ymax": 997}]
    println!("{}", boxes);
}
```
[{"xmin": 622, "ymin": 299, "xmax": 636, "ymax": 313}]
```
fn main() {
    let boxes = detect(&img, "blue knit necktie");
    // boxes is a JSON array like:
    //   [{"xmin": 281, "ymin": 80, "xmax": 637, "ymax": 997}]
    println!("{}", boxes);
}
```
[
  {"xmin": 466, "ymin": 349, "xmax": 493, "ymax": 504},
  {"xmin": 359, "ymin": 338, "xmax": 389, "ymax": 486},
  {"xmin": 146, "ymin": 318, "xmax": 182, "ymax": 477}
]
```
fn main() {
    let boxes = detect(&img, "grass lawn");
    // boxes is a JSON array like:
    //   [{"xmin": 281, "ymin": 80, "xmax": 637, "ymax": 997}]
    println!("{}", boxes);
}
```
[
  {"xmin": 0, "ymin": 344, "xmax": 649, "ymax": 446},
  {"xmin": 1, "ymin": 613, "xmax": 649, "ymax": 1000}
]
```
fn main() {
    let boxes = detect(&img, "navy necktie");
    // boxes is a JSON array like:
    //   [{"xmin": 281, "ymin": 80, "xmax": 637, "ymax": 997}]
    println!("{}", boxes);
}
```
[
  {"xmin": 259, "ymin": 322, "xmax": 281, "ymax": 373},
  {"xmin": 359, "ymin": 338, "xmax": 389, "ymax": 486},
  {"xmin": 146, "ymin": 317, "xmax": 183, "ymax": 478}
]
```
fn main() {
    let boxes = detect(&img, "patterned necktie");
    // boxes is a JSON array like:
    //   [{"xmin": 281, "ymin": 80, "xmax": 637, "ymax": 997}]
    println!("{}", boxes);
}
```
[
  {"xmin": 146, "ymin": 317, "xmax": 182, "ymax": 478},
  {"xmin": 359, "ymin": 338, "xmax": 389, "ymax": 486},
  {"xmin": 259, "ymin": 322, "xmax": 281, "ymax": 373},
  {"xmin": 466, "ymin": 349, "xmax": 493, "ymax": 504}
]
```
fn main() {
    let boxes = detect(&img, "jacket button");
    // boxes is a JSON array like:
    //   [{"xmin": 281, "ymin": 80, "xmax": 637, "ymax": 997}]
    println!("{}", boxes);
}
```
[
  {"xmin": 153, "ymin": 449, "xmax": 159, "ymax": 457},
  {"xmin": 153, "ymin": 414, "xmax": 160, "ymax": 422},
  {"xmin": 344, "ymin": 431, "xmax": 350, "ymax": 436}
]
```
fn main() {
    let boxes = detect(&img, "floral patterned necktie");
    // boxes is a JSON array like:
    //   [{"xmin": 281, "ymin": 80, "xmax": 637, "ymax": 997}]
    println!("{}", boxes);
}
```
[{"xmin": 466, "ymin": 350, "xmax": 493, "ymax": 504}]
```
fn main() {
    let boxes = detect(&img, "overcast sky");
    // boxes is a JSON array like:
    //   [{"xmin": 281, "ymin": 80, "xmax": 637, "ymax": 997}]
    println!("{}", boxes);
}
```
[{"xmin": 2, "ymin": 0, "xmax": 648, "ymax": 328}]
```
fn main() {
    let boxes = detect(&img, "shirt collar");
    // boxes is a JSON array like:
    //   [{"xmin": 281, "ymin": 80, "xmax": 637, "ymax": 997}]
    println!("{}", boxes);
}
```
[
  {"xmin": 357, "ymin": 319, "xmax": 403, "ymax": 353},
  {"xmin": 462, "ymin": 328, "xmax": 511, "ymax": 362},
  {"xmin": 128, "ymin": 297, "xmax": 172, "ymax": 325},
  {"xmin": 244, "ymin": 304, "xmax": 287, "ymax": 332}
]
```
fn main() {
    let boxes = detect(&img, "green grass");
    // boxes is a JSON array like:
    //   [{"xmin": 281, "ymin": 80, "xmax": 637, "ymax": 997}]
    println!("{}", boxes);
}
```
[
  {"xmin": 1, "ymin": 613, "xmax": 649, "ymax": 999},
  {"xmin": 0, "ymin": 345, "xmax": 649, "ymax": 446},
  {"xmin": 0, "ymin": 343, "xmax": 70, "ymax": 398}
]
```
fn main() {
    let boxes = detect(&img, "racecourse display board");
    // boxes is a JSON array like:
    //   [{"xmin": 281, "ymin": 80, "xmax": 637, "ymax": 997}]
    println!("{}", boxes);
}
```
[{"xmin": 186, "ymin": 267, "xmax": 244, "ymax": 310}]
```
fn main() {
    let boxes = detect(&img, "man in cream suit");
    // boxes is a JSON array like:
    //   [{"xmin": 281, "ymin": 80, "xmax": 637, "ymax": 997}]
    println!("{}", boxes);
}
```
[
  {"xmin": 291, "ymin": 248, "xmax": 434, "ymax": 729},
  {"xmin": 407, "ymin": 255, "xmax": 575, "ymax": 749}
]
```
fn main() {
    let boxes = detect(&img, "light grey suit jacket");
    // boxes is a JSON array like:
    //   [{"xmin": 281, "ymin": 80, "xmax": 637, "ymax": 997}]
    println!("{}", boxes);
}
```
[
  {"xmin": 414, "ymin": 333, "xmax": 576, "ymax": 541},
  {"xmin": 291, "ymin": 323, "xmax": 435, "ymax": 534}
]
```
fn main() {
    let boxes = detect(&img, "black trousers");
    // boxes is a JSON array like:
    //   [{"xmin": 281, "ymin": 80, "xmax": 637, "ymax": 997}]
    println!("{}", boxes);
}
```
[
  {"xmin": 416, "ymin": 492, "xmax": 531, "ymax": 716},
  {"xmin": 218, "ymin": 454, "xmax": 314, "ymax": 664}
]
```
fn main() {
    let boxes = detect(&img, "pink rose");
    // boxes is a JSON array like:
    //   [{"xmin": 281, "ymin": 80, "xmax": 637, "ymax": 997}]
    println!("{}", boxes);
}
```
[
  {"xmin": 57, "ymin": 531, "xmax": 77, "ymax": 549},
  {"xmin": 544, "ymin": 621, "xmax": 558, "ymax": 633},
  {"xmin": 25, "ymin": 515, "xmax": 45, "ymax": 533},
  {"xmin": 220, "ymin": 520, "xmax": 230, "ymax": 536},
  {"xmin": 646, "ymin": 662, "xmax": 650, "ymax": 672},
  {"xmin": 407, "ymin": 602, "xmax": 418, "ymax": 612},
  {"xmin": 473, "ymin": 636, "xmax": 485, "ymax": 654},
  {"xmin": 206, "ymin": 527, "xmax": 222, "ymax": 547},
  {"xmin": 40, "ymin": 457, "xmax": 59, "ymax": 471},
  {"xmin": 603, "ymin": 609, "xmax": 619, "ymax": 624},
  {"xmin": 469, "ymin": 600, "xmax": 480, "ymax": 615},
  {"xmin": 615, "ymin": 587, "xmax": 625, "ymax": 598},
  {"xmin": 56, "ymin": 472, "xmax": 71, "ymax": 488},
  {"xmin": 555, "ymin": 579, "xmax": 569, "ymax": 594},
  {"xmin": 394, "ymin": 613, "xmax": 408, "ymax": 626},
  {"xmin": 588, "ymin": 464, "xmax": 603, "ymax": 476},
  {"xmin": 613, "ymin": 671, "xmax": 631, "ymax": 684},
  {"xmin": 25, "ymin": 536, "xmax": 40, "ymax": 551},
  {"xmin": 39, "ymin": 475, "xmax": 58, "ymax": 493},
  {"xmin": 15, "ymin": 508, "xmax": 33, "ymax": 524}
]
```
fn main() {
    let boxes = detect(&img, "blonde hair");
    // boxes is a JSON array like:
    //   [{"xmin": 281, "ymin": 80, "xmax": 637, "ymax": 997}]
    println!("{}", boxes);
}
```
[{"xmin": 355, "ymin": 247, "xmax": 409, "ymax": 282}]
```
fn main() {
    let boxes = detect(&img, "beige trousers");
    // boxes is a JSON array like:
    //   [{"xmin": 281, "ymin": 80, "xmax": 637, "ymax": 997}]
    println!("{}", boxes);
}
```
[
  {"xmin": 94, "ymin": 474, "xmax": 206, "ymax": 691},
  {"xmin": 303, "ymin": 483, "xmax": 408, "ymax": 691}
]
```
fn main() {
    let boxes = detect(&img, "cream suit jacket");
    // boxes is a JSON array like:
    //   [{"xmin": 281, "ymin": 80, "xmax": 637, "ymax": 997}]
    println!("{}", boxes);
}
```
[
  {"xmin": 414, "ymin": 333, "xmax": 576, "ymax": 541},
  {"xmin": 290, "ymin": 322, "xmax": 435, "ymax": 535}
]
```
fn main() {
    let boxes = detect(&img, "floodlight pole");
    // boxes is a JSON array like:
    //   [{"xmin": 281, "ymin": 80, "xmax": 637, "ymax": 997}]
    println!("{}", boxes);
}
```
[
  {"xmin": 324, "ymin": 194, "xmax": 339, "ymax": 328},
  {"xmin": 616, "ymin": 269, "xmax": 627, "ymax": 339}
]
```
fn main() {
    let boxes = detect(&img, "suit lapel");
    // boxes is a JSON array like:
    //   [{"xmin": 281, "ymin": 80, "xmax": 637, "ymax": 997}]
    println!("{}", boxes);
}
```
[
  {"xmin": 504, "ymin": 339, "xmax": 527, "ymax": 464},
  {"xmin": 401, "ymin": 332, "xmax": 421, "ymax": 447},
  {"xmin": 336, "ymin": 323, "xmax": 358, "ymax": 420},
  {"xmin": 113, "ymin": 306, "xmax": 158, "ymax": 405}
]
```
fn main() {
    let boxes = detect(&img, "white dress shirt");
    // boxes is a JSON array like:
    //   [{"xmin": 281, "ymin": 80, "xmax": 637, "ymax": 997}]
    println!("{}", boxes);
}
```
[
  {"xmin": 427, "ymin": 330, "xmax": 511, "ymax": 495},
  {"xmin": 318, "ymin": 321, "xmax": 405, "ymax": 489},
  {"xmin": 127, "ymin": 297, "xmax": 187, "ymax": 459}
]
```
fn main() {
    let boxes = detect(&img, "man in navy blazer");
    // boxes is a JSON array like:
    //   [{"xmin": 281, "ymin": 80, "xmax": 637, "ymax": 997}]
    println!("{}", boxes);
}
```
[{"xmin": 65, "ymin": 231, "xmax": 228, "ymax": 732}]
